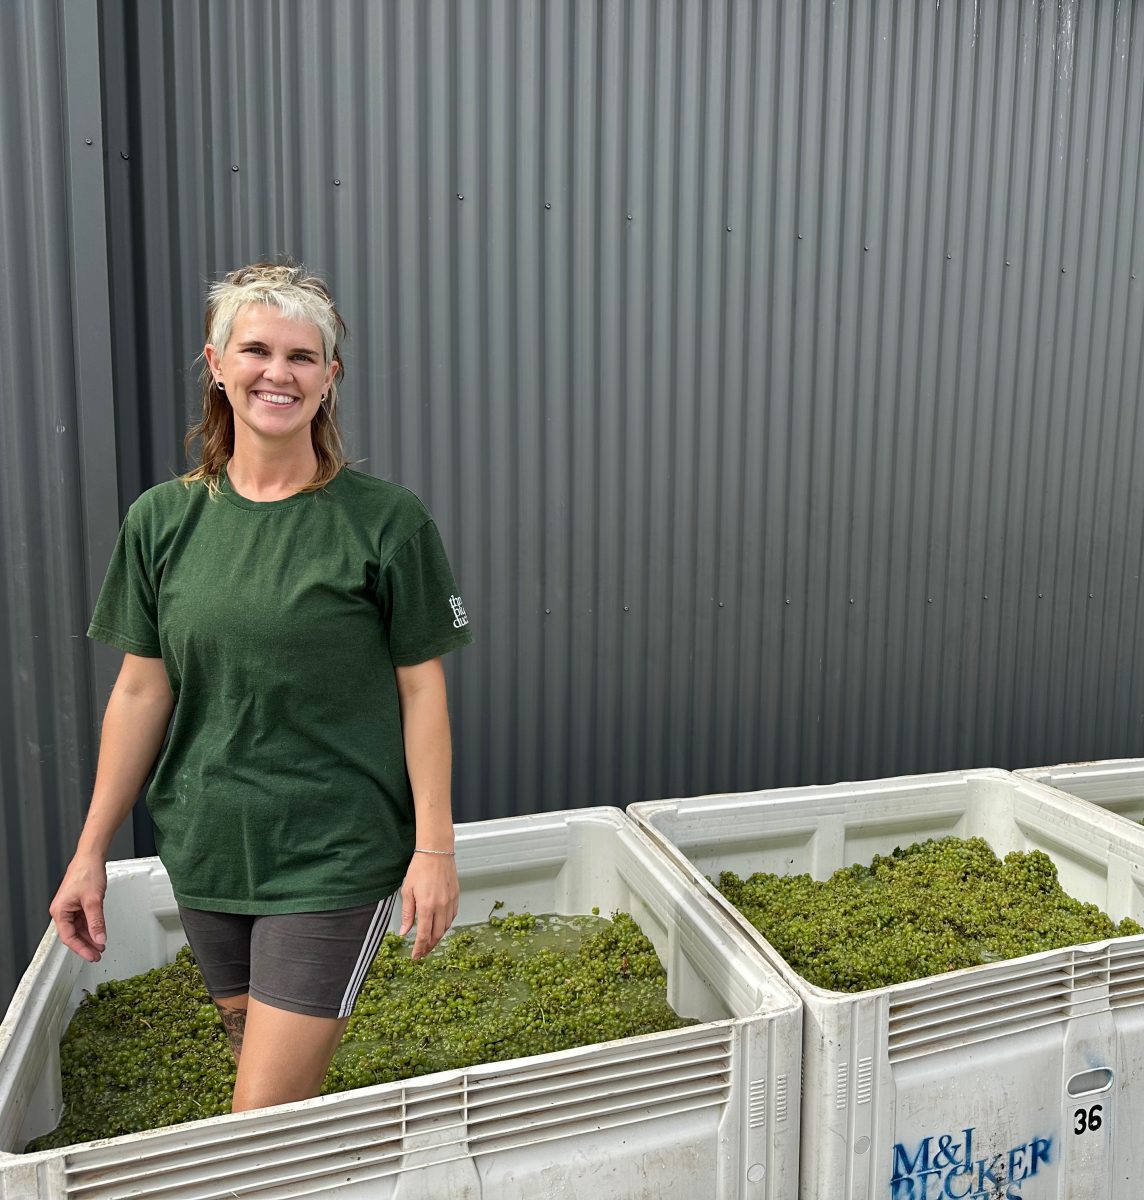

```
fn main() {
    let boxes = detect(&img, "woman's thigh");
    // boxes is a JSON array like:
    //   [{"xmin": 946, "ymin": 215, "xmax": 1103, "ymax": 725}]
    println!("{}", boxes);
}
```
[
  {"xmin": 177, "ymin": 905, "xmax": 254, "ymax": 999},
  {"xmin": 231, "ymin": 998, "xmax": 350, "ymax": 1111},
  {"xmin": 179, "ymin": 894, "xmax": 398, "ymax": 1018},
  {"xmin": 247, "ymin": 895, "xmax": 397, "ymax": 1019},
  {"xmin": 179, "ymin": 896, "xmax": 399, "ymax": 1107}
]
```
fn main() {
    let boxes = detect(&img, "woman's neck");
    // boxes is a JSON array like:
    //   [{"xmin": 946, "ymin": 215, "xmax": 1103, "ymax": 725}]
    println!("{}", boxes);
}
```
[{"xmin": 226, "ymin": 441, "xmax": 320, "ymax": 501}]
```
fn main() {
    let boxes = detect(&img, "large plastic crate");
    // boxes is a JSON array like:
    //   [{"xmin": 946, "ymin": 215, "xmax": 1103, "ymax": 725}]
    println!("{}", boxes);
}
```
[
  {"xmin": 629, "ymin": 768, "xmax": 1144, "ymax": 1200},
  {"xmin": 1017, "ymin": 759, "xmax": 1144, "ymax": 828},
  {"xmin": 0, "ymin": 808, "xmax": 801, "ymax": 1200}
]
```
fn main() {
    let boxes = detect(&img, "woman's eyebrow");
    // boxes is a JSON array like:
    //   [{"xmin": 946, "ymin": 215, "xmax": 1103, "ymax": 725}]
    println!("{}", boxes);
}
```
[{"xmin": 236, "ymin": 339, "xmax": 319, "ymax": 356}]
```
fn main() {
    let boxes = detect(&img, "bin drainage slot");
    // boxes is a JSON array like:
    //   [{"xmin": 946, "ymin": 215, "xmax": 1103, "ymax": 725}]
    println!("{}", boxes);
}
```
[{"xmin": 1066, "ymin": 1068, "xmax": 1113, "ymax": 1097}]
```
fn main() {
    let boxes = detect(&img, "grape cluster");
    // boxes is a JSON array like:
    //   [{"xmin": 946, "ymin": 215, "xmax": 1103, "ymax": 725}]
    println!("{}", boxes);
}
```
[
  {"xmin": 25, "ymin": 947, "xmax": 235, "ymax": 1152},
  {"xmin": 325, "ymin": 908, "xmax": 693, "ymax": 1092},
  {"xmin": 26, "ymin": 909, "xmax": 695, "ymax": 1152},
  {"xmin": 717, "ymin": 836, "xmax": 1143, "ymax": 993}
]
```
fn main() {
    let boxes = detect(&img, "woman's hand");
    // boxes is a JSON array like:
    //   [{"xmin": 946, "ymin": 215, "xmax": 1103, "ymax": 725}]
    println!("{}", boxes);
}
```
[
  {"xmin": 49, "ymin": 854, "xmax": 109, "ymax": 962},
  {"xmin": 399, "ymin": 852, "xmax": 460, "ymax": 959}
]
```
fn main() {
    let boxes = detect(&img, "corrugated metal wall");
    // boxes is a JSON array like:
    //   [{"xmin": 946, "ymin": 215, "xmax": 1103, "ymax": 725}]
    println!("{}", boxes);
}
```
[
  {"xmin": 6, "ymin": 0, "xmax": 1144, "ymax": 1007},
  {"xmin": 0, "ymin": 0, "xmax": 127, "ymax": 1009}
]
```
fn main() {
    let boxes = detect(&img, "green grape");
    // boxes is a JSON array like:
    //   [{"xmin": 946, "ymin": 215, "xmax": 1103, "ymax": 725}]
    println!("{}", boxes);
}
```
[
  {"xmin": 717, "ymin": 836, "xmax": 1139, "ymax": 993},
  {"xmin": 26, "ymin": 908, "xmax": 697, "ymax": 1151}
]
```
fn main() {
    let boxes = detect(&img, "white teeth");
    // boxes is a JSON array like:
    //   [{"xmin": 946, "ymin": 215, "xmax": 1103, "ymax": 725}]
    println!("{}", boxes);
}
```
[{"xmin": 256, "ymin": 392, "xmax": 296, "ymax": 406}]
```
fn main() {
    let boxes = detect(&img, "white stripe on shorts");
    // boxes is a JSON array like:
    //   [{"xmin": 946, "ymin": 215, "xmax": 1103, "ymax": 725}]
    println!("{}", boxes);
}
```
[{"xmin": 338, "ymin": 891, "xmax": 398, "ymax": 1018}]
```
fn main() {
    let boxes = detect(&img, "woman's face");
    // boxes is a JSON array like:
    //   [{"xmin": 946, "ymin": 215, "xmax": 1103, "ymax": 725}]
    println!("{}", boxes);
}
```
[{"xmin": 204, "ymin": 304, "xmax": 338, "ymax": 451}]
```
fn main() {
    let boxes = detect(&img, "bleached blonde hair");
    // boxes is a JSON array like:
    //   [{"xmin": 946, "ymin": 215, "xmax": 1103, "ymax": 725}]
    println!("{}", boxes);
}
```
[{"xmin": 182, "ymin": 261, "xmax": 349, "ymax": 493}]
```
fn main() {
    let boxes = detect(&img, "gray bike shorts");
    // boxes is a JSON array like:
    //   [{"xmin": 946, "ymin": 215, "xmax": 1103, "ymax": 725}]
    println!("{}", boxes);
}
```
[{"xmin": 177, "ymin": 893, "xmax": 399, "ymax": 1020}]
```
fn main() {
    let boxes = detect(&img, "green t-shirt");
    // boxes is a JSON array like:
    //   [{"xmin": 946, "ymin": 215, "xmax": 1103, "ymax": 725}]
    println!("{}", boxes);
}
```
[{"xmin": 87, "ymin": 466, "xmax": 473, "ymax": 913}]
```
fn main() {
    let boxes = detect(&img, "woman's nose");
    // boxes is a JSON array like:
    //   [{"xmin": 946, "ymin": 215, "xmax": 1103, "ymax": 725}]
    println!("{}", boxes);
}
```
[{"xmin": 263, "ymin": 356, "xmax": 294, "ymax": 382}]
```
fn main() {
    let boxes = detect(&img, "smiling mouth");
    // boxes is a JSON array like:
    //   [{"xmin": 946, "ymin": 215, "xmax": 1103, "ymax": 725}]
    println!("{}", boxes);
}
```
[{"xmin": 252, "ymin": 391, "xmax": 300, "ymax": 407}]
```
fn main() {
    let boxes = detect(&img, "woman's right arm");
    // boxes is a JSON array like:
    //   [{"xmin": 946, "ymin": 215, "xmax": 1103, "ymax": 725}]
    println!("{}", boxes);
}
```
[{"xmin": 49, "ymin": 652, "xmax": 174, "ymax": 961}]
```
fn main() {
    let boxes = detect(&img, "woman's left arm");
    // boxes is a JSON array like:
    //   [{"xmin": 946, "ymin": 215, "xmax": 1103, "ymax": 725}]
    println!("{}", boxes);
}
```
[{"xmin": 395, "ymin": 657, "xmax": 460, "ymax": 959}]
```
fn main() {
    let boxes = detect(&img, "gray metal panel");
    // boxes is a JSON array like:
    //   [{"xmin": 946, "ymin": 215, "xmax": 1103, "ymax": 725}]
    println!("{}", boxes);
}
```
[
  {"xmin": 97, "ymin": 0, "xmax": 1144, "ymax": 811},
  {"xmin": 0, "ymin": 0, "xmax": 122, "ymax": 1011},
  {"xmin": 8, "ymin": 0, "xmax": 1144, "ymax": 1006}
]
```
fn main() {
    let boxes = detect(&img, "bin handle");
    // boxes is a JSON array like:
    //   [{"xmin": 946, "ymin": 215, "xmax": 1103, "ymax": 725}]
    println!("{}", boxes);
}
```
[{"xmin": 1066, "ymin": 1068, "xmax": 1113, "ymax": 1097}]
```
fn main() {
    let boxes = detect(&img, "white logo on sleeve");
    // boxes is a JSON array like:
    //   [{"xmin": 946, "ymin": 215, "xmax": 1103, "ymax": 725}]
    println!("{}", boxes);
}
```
[{"xmin": 449, "ymin": 595, "xmax": 469, "ymax": 628}]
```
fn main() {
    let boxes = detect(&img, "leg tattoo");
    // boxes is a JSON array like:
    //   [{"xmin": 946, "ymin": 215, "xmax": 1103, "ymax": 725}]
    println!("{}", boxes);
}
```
[{"xmin": 215, "ymin": 1002, "xmax": 247, "ymax": 1063}]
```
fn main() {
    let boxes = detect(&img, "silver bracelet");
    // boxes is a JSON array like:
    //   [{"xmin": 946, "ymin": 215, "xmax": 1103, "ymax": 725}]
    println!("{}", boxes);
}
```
[{"xmin": 414, "ymin": 847, "xmax": 456, "ymax": 857}]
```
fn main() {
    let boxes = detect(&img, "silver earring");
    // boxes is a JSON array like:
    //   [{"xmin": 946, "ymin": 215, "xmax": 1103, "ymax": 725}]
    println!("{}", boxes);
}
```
[{"xmin": 216, "ymin": 380, "xmax": 225, "ymax": 390}]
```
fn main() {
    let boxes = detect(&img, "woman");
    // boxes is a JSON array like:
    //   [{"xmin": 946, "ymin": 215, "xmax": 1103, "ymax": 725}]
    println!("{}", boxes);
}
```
[{"xmin": 49, "ymin": 262, "xmax": 472, "ymax": 1112}]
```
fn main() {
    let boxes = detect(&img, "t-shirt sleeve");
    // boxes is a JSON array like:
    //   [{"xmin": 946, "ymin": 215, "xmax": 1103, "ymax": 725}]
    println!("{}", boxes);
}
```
[
  {"xmin": 379, "ymin": 520, "xmax": 473, "ymax": 666},
  {"xmin": 87, "ymin": 507, "xmax": 163, "ymax": 657}
]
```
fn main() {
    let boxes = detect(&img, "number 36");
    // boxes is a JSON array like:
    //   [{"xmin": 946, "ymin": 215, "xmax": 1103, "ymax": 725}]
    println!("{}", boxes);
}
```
[{"xmin": 1074, "ymin": 1104, "xmax": 1103, "ymax": 1134}]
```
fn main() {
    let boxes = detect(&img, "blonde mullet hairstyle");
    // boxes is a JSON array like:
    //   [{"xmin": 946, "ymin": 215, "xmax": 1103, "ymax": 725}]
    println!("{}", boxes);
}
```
[{"xmin": 182, "ymin": 261, "xmax": 350, "ymax": 495}]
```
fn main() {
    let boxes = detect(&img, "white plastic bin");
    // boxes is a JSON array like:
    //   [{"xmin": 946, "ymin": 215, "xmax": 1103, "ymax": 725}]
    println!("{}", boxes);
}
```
[
  {"xmin": 1017, "ymin": 759, "xmax": 1144, "ymax": 828},
  {"xmin": 630, "ymin": 768, "xmax": 1144, "ymax": 1200},
  {"xmin": 0, "ymin": 808, "xmax": 801, "ymax": 1200}
]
